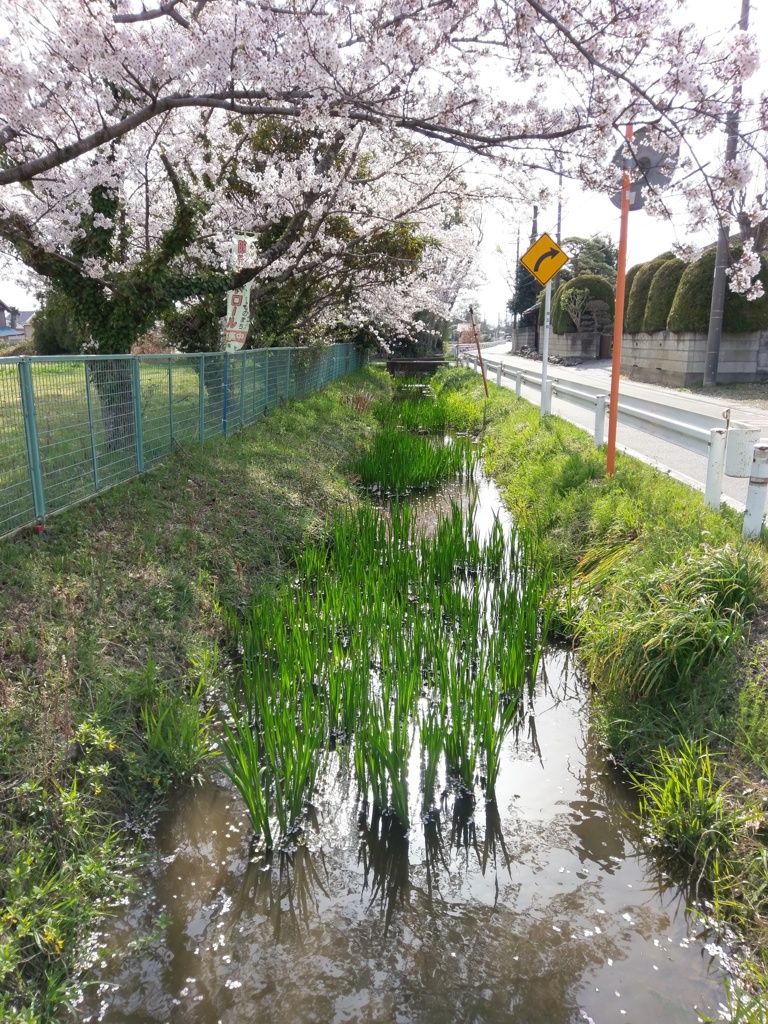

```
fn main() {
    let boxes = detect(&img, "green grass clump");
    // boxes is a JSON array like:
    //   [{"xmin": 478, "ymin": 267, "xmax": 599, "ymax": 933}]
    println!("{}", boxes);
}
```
[
  {"xmin": 577, "ymin": 546, "xmax": 764, "ymax": 702},
  {"xmin": 218, "ymin": 499, "xmax": 551, "ymax": 846},
  {"xmin": 355, "ymin": 429, "xmax": 477, "ymax": 492},
  {"xmin": 632, "ymin": 738, "xmax": 745, "ymax": 867}
]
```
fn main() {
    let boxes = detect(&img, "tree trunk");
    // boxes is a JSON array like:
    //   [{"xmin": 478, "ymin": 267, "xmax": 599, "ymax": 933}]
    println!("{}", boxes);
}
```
[{"xmin": 89, "ymin": 360, "xmax": 136, "ymax": 457}]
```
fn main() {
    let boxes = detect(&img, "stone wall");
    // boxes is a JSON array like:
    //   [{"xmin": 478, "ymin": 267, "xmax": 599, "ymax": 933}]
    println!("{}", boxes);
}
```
[
  {"xmin": 620, "ymin": 330, "xmax": 768, "ymax": 386},
  {"xmin": 548, "ymin": 331, "xmax": 603, "ymax": 361}
]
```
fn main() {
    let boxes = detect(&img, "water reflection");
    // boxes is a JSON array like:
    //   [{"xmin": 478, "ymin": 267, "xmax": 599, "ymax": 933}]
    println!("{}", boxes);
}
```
[{"xmin": 82, "ymin": 664, "xmax": 725, "ymax": 1024}]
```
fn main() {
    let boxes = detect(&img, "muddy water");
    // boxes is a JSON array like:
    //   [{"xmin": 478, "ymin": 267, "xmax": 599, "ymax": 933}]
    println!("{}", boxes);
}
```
[{"xmin": 82, "ymin": 475, "xmax": 728, "ymax": 1024}]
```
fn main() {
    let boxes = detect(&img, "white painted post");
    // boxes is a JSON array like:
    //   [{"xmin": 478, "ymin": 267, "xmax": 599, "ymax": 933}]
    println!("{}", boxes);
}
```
[
  {"xmin": 544, "ymin": 379, "xmax": 553, "ymax": 415},
  {"xmin": 473, "ymin": 355, "xmax": 478, "ymax": 372},
  {"xmin": 541, "ymin": 279, "xmax": 552, "ymax": 415},
  {"xmin": 496, "ymin": 363, "xmax": 502, "ymax": 387},
  {"xmin": 742, "ymin": 444, "xmax": 768, "ymax": 539},
  {"xmin": 704, "ymin": 428, "xmax": 727, "ymax": 509},
  {"xmin": 515, "ymin": 371, "xmax": 522, "ymax": 398},
  {"xmin": 594, "ymin": 395, "xmax": 607, "ymax": 447}
]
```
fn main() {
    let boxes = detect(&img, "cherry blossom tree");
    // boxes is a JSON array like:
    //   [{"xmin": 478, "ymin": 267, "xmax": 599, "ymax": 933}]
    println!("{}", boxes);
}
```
[{"xmin": 0, "ymin": 0, "xmax": 765, "ymax": 346}]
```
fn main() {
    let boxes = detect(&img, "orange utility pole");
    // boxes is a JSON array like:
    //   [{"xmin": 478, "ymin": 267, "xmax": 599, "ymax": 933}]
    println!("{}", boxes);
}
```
[{"xmin": 606, "ymin": 124, "xmax": 633, "ymax": 476}]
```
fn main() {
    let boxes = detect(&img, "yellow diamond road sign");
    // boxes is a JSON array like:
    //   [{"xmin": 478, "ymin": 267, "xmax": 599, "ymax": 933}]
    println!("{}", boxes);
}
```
[{"xmin": 520, "ymin": 232, "xmax": 569, "ymax": 286}]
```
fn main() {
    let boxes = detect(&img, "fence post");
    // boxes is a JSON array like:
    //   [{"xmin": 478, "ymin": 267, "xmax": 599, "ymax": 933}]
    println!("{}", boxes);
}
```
[
  {"xmin": 84, "ymin": 363, "xmax": 100, "ymax": 489},
  {"xmin": 18, "ymin": 359, "xmax": 47, "ymax": 520},
  {"xmin": 496, "ymin": 363, "xmax": 502, "ymax": 387},
  {"xmin": 222, "ymin": 352, "xmax": 229, "ymax": 436},
  {"xmin": 198, "ymin": 355, "xmax": 205, "ymax": 442},
  {"xmin": 742, "ymin": 444, "xmax": 768, "ymax": 539},
  {"xmin": 515, "ymin": 371, "xmax": 522, "ymax": 398},
  {"xmin": 168, "ymin": 358, "xmax": 174, "ymax": 451},
  {"xmin": 131, "ymin": 357, "xmax": 145, "ymax": 474},
  {"xmin": 287, "ymin": 347, "xmax": 292, "ymax": 399},
  {"xmin": 264, "ymin": 352, "xmax": 270, "ymax": 411},
  {"xmin": 252, "ymin": 354, "xmax": 257, "ymax": 421},
  {"xmin": 594, "ymin": 394, "xmax": 607, "ymax": 448},
  {"xmin": 239, "ymin": 353, "xmax": 246, "ymax": 428},
  {"xmin": 704, "ymin": 428, "xmax": 727, "ymax": 509}
]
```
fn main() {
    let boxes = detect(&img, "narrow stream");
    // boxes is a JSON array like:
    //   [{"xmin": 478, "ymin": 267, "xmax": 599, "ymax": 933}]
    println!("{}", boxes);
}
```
[{"xmin": 80, "ymin": 473, "xmax": 729, "ymax": 1024}]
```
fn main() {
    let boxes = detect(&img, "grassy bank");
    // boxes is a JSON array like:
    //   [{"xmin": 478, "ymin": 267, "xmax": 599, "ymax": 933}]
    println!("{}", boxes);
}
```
[
  {"xmin": 476, "ymin": 373, "xmax": 768, "ymax": 1011},
  {"xmin": 0, "ymin": 367, "xmax": 390, "ymax": 1022}
]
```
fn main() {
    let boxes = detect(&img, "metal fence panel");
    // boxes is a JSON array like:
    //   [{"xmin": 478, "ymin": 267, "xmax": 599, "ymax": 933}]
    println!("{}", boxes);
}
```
[
  {"xmin": 0, "ymin": 363, "xmax": 36, "ymax": 532},
  {"xmin": 0, "ymin": 344, "xmax": 365, "ymax": 538}
]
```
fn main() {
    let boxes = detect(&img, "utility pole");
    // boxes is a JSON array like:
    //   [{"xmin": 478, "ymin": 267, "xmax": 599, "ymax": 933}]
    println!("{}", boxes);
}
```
[
  {"xmin": 703, "ymin": 0, "xmax": 750, "ymax": 387},
  {"xmin": 531, "ymin": 206, "xmax": 539, "ymax": 350},
  {"xmin": 514, "ymin": 228, "xmax": 520, "ymax": 329},
  {"xmin": 553, "ymin": 167, "xmax": 564, "ymax": 295},
  {"xmin": 607, "ymin": 125, "xmax": 634, "ymax": 476}
]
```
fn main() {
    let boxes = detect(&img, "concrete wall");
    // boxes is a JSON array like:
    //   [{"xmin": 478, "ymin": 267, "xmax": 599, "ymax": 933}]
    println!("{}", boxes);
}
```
[
  {"xmin": 620, "ymin": 330, "xmax": 768, "ymax": 386},
  {"xmin": 548, "ymin": 331, "xmax": 602, "ymax": 361}
]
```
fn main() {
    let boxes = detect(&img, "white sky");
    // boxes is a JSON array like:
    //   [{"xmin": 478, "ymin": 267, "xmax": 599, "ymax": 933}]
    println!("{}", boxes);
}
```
[
  {"xmin": 0, "ymin": 0, "xmax": 766, "ymax": 318},
  {"xmin": 473, "ymin": 0, "xmax": 768, "ymax": 324}
]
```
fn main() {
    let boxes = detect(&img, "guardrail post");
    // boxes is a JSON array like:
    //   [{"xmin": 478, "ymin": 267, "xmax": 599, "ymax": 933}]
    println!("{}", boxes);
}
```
[
  {"xmin": 222, "ymin": 352, "xmax": 229, "ymax": 436},
  {"xmin": 473, "ymin": 355, "xmax": 477, "ymax": 372},
  {"xmin": 542, "ymin": 379, "xmax": 553, "ymax": 416},
  {"xmin": 496, "ymin": 363, "xmax": 502, "ymax": 387},
  {"xmin": 594, "ymin": 394, "xmax": 607, "ymax": 448},
  {"xmin": 742, "ymin": 444, "xmax": 768, "ymax": 539},
  {"xmin": 131, "ymin": 357, "xmax": 145, "ymax": 474},
  {"xmin": 198, "ymin": 355, "xmax": 205, "ymax": 442},
  {"xmin": 704, "ymin": 428, "xmax": 727, "ymax": 509},
  {"xmin": 515, "ymin": 371, "xmax": 522, "ymax": 398},
  {"xmin": 84, "ymin": 363, "xmax": 100, "ymax": 489},
  {"xmin": 18, "ymin": 359, "xmax": 47, "ymax": 520}
]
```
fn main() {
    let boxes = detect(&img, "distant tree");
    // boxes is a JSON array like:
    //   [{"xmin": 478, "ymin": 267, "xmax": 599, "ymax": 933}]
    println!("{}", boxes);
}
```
[
  {"xmin": 560, "ymin": 237, "xmax": 618, "ymax": 284},
  {"xmin": 508, "ymin": 264, "xmax": 540, "ymax": 325}
]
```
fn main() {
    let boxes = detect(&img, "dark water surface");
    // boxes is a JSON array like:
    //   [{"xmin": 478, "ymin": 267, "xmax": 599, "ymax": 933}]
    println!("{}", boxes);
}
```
[{"xmin": 81, "ymin": 476, "xmax": 728, "ymax": 1024}]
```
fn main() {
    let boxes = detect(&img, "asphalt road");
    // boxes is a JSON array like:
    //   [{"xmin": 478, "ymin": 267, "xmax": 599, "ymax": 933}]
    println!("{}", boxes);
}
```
[{"xmin": 472, "ymin": 345, "xmax": 768, "ymax": 515}]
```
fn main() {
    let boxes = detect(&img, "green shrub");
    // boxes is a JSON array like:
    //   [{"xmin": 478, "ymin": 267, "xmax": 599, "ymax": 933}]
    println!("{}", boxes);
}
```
[
  {"xmin": 625, "ymin": 256, "xmax": 673, "ymax": 333},
  {"xmin": 551, "ymin": 274, "xmax": 615, "ymax": 334},
  {"xmin": 642, "ymin": 258, "xmax": 686, "ymax": 332},
  {"xmin": 668, "ymin": 247, "xmax": 768, "ymax": 333}
]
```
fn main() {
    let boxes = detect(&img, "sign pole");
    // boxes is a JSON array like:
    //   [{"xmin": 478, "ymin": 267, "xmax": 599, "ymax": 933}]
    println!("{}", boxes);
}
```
[
  {"xmin": 606, "ymin": 124, "xmax": 633, "ymax": 476},
  {"xmin": 541, "ymin": 278, "xmax": 552, "ymax": 415}
]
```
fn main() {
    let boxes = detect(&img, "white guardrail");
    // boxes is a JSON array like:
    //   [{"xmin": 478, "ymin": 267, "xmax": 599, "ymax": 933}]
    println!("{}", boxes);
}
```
[{"xmin": 460, "ymin": 354, "xmax": 768, "ymax": 540}]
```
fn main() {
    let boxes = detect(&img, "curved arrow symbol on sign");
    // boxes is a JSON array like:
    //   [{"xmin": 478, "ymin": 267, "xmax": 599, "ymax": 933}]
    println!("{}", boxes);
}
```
[{"xmin": 534, "ymin": 248, "xmax": 559, "ymax": 272}]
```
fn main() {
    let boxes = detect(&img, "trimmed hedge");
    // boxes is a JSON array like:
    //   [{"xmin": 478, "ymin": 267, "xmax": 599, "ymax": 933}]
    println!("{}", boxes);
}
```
[
  {"xmin": 625, "ymin": 256, "xmax": 673, "ymax": 333},
  {"xmin": 667, "ymin": 247, "xmax": 768, "ymax": 333},
  {"xmin": 642, "ymin": 258, "xmax": 686, "ymax": 333},
  {"xmin": 623, "ymin": 263, "xmax": 644, "ymax": 321},
  {"xmin": 551, "ymin": 274, "xmax": 615, "ymax": 334}
]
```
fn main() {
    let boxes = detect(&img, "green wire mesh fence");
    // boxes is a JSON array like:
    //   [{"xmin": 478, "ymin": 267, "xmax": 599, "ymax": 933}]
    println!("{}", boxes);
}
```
[{"xmin": 0, "ymin": 344, "xmax": 367, "ymax": 539}]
